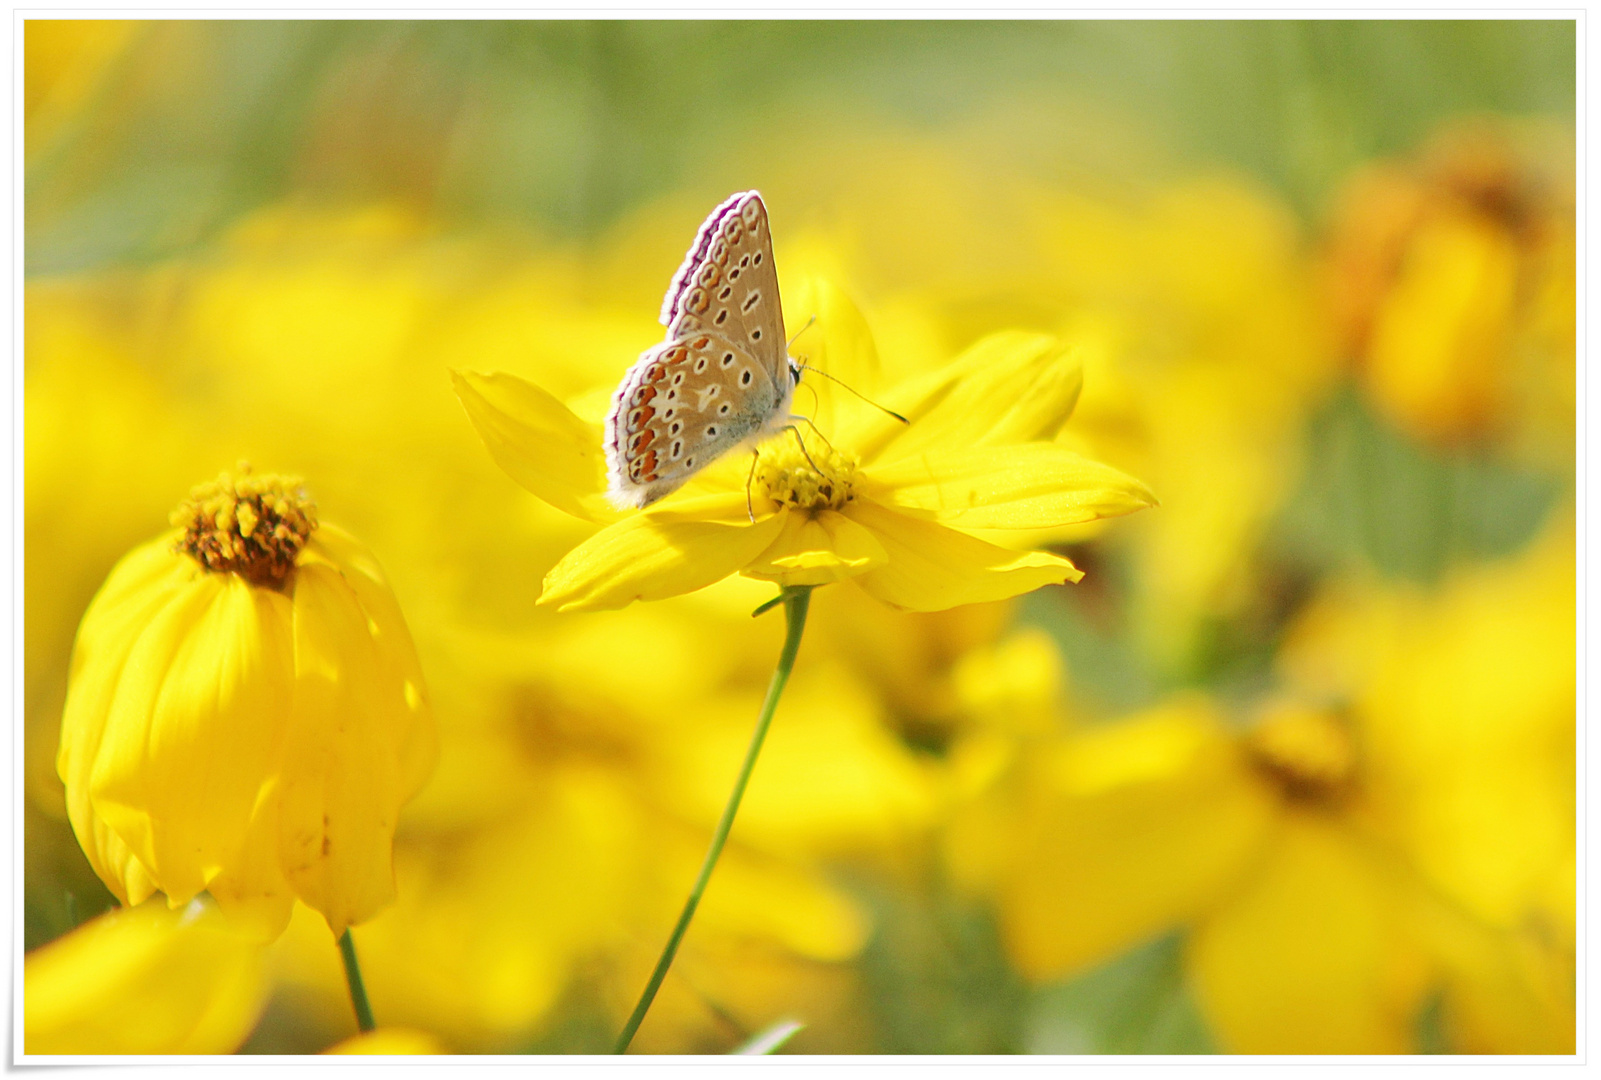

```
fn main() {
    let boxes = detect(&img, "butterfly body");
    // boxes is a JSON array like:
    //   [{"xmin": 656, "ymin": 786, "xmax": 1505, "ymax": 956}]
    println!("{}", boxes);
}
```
[{"xmin": 605, "ymin": 191, "xmax": 800, "ymax": 510}]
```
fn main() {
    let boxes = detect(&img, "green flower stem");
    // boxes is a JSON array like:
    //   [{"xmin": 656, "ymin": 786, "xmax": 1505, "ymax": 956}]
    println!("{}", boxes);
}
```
[
  {"xmin": 614, "ymin": 584, "xmax": 814, "ymax": 1054},
  {"xmin": 338, "ymin": 928, "xmax": 376, "ymax": 1034}
]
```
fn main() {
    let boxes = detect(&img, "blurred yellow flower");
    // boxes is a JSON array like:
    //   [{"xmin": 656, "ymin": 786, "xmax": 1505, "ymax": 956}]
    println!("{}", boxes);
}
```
[
  {"xmin": 459, "ymin": 316, "xmax": 1154, "ymax": 612},
  {"xmin": 1323, "ymin": 120, "xmax": 1574, "ymax": 459},
  {"xmin": 25, "ymin": 898, "xmax": 268, "ymax": 1055},
  {"xmin": 56, "ymin": 467, "xmax": 437, "ymax": 940},
  {"xmin": 949, "ymin": 516, "xmax": 1574, "ymax": 1053}
]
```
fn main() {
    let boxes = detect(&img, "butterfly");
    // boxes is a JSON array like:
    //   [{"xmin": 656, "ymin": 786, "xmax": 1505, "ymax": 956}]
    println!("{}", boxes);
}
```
[{"xmin": 604, "ymin": 191, "xmax": 801, "ymax": 510}]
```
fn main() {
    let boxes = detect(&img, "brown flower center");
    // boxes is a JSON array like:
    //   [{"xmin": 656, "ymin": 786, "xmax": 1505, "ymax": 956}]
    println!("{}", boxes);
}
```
[
  {"xmin": 1246, "ymin": 701, "xmax": 1356, "ymax": 803},
  {"xmin": 172, "ymin": 464, "xmax": 318, "ymax": 589}
]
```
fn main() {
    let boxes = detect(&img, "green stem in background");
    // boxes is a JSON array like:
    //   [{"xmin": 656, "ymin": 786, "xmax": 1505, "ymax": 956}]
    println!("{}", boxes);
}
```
[
  {"xmin": 614, "ymin": 585, "xmax": 815, "ymax": 1054},
  {"xmin": 338, "ymin": 928, "xmax": 376, "ymax": 1033}
]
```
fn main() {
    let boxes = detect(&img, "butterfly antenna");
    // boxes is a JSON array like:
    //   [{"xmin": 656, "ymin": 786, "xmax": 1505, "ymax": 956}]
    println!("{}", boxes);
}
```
[
  {"xmin": 798, "ymin": 364, "xmax": 909, "ymax": 425},
  {"xmin": 787, "ymin": 314, "xmax": 817, "ymax": 350}
]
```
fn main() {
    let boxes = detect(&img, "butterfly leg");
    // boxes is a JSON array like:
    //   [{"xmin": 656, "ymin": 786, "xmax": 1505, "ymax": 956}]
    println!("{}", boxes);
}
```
[
  {"xmin": 745, "ymin": 448, "xmax": 761, "ymax": 524},
  {"xmin": 782, "ymin": 422, "xmax": 830, "ymax": 480}
]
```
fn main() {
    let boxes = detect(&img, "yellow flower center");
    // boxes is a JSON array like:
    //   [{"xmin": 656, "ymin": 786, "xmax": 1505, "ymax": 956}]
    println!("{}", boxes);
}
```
[
  {"xmin": 1246, "ymin": 701, "xmax": 1356, "ymax": 802},
  {"xmin": 171, "ymin": 465, "xmax": 318, "ymax": 590},
  {"xmin": 753, "ymin": 438, "xmax": 858, "ymax": 515}
]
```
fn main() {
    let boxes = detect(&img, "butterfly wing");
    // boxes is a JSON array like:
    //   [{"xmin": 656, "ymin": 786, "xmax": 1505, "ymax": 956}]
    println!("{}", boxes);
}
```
[
  {"xmin": 661, "ymin": 191, "xmax": 790, "ymax": 385},
  {"xmin": 604, "ymin": 330, "xmax": 790, "ymax": 509}
]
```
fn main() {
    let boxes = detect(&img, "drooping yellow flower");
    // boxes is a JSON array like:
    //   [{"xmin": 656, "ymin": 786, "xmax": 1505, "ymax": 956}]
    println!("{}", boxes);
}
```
[
  {"xmin": 24, "ymin": 898, "xmax": 269, "ymax": 1055},
  {"xmin": 457, "ymin": 296, "xmax": 1155, "ymax": 612},
  {"xmin": 56, "ymin": 467, "xmax": 437, "ymax": 940}
]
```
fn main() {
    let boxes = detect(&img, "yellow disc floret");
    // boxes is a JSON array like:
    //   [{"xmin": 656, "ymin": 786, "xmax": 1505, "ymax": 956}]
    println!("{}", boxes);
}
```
[
  {"xmin": 753, "ymin": 439, "xmax": 858, "ymax": 515},
  {"xmin": 172, "ymin": 464, "xmax": 318, "ymax": 589}
]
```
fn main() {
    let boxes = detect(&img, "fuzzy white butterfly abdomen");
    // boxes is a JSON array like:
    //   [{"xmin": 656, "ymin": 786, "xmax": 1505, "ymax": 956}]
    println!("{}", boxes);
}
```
[{"xmin": 604, "ymin": 191, "xmax": 800, "ymax": 510}]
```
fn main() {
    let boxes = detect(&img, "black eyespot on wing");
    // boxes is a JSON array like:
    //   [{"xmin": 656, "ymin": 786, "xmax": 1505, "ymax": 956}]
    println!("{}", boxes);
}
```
[
  {"xmin": 671, "ymin": 441, "xmax": 683, "ymax": 459},
  {"xmin": 706, "ymin": 385, "xmax": 719, "ymax": 397},
  {"xmin": 672, "ymin": 371, "xmax": 685, "ymax": 385},
  {"xmin": 719, "ymin": 403, "xmax": 731, "ymax": 415},
  {"xmin": 706, "ymin": 425, "xmax": 718, "ymax": 436},
  {"xmin": 714, "ymin": 310, "xmax": 727, "ymax": 325},
  {"xmin": 719, "ymin": 286, "xmax": 732, "ymax": 300},
  {"xmin": 750, "ymin": 329, "xmax": 762, "ymax": 340},
  {"xmin": 670, "ymin": 421, "xmax": 682, "ymax": 435},
  {"xmin": 695, "ymin": 358, "xmax": 707, "ymax": 372},
  {"xmin": 753, "ymin": 251, "xmax": 763, "ymax": 265},
  {"xmin": 741, "ymin": 369, "xmax": 753, "ymax": 386},
  {"xmin": 722, "ymin": 353, "xmax": 735, "ymax": 367},
  {"xmin": 740, "ymin": 254, "xmax": 750, "ymax": 267},
  {"xmin": 742, "ymin": 291, "xmax": 761, "ymax": 312}
]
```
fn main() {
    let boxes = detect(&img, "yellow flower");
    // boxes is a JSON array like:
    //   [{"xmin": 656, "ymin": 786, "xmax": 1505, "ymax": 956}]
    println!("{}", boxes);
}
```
[
  {"xmin": 457, "ymin": 298, "xmax": 1155, "ymax": 612},
  {"xmin": 24, "ymin": 898, "xmax": 269, "ymax": 1055},
  {"xmin": 1322, "ymin": 119, "xmax": 1574, "ymax": 459},
  {"xmin": 948, "ymin": 517, "xmax": 1574, "ymax": 1053},
  {"xmin": 56, "ymin": 467, "xmax": 437, "ymax": 940}
]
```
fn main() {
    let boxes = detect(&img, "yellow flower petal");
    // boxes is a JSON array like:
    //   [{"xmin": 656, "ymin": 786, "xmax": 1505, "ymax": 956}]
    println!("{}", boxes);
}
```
[
  {"xmin": 88, "ymin": 575, "xmax": 294, "ymax": 910},
  {"xmin": 200, "ymin": 780, "xmax": 296, "ymax": 942},
  {"xmin": 781, "ymin": 275, "xmax": 883, "ymax": 433},
  {"xmin": 696, "ymin": 848, "xmax": 869, "ymax": 962},
  {"xmin": 843, "ymin": 498, "xmax": 1082, "ymax": 612},
  {"xmin": 744, "ymin": 509, "xmax": 889, "ymax": 586},
  {"xmin": 300, "ymin": 525, "xmax": 437, "ymax": 800},
  {"xmin": 1415, "ymin": 893, "xmax": 1575, "ymax": 1053},
  {"xmin": 1365, "ymin": 209, "xmax": 1519, "ymax": 444},
  {"xmin": 539, "ymin": 500, "xmax": 786, "ymax": 612},
  {"xmin": 326, "ymin": 1028, "xmax": 447, "ymax": 1054},
  {"xmin": 451, "ymin": 369, "xmax": 614, "ymax": 521},
  {"xmin": 845, "ymin": 331, "xmax": 1082, "ymax": 465},
  {"xmin": 946, "ymin": 697, "xmax": 1277, "ymax": 980},
  {"xmin": 277, "ymin": 562, "xmax": 419, "ymax": 935},
  {"xmin": 1188, "ymin": 813, "xmax": 1433, "ymax": 1054},
  {"xmin": 865, "ymin": 441, "xmax": 1156, "ymax": 529},
  {"xmin": 57, "ymin": 538, "xmax": 198, "ymax": 905},
  {"xmin": 24, "ymin": 900, "xmax": 268, "ymax": 1055}
]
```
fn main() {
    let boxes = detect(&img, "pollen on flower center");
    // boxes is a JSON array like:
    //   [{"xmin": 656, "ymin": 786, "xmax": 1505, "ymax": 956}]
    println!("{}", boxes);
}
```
[
  {"xmin": 172, "ymin": 464, "xmax": 318, "ymax": 589},
  {"xmin": 752, "ymin": 439, "xmax": 858, "ymax": 515},
  {"xmin": 1245, "ymin": 701, "xmax": 1357, "ymax": 802}
]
